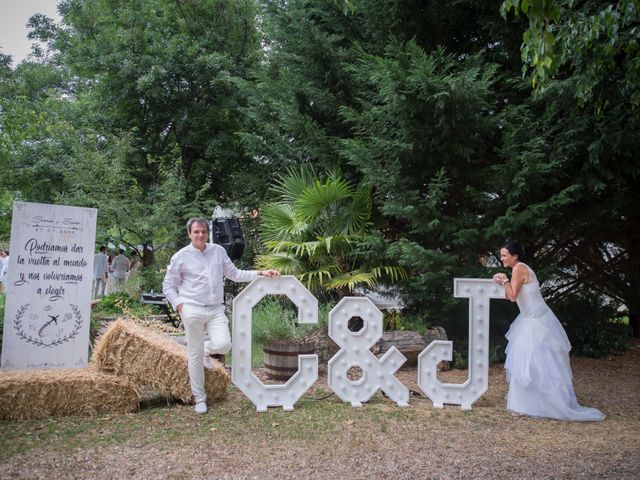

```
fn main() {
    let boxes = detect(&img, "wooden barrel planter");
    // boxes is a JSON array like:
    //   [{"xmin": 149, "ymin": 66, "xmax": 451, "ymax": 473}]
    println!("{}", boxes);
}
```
[{"xmin": 263, "ymin": 340, "xmax": 315, "ymax": 380}]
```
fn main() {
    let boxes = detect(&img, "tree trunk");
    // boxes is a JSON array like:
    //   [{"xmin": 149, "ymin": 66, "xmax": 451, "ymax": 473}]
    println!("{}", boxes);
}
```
[
  {"xmin": 142, "ymin": 242, "xmax": 155, "ymax": 266},
  {"xmin": 629, "ymin": 309, "xmax": 639, "ymax": 338},
  {"xmin": 372, "ymin": 328, "xmax": 448, "ymax": 366}
]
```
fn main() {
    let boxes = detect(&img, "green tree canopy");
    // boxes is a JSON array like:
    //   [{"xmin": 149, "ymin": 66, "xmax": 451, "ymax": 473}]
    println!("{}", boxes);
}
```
[
  {"xmin": 3, "ymin": 0, "xmax": 276, "ymax": 252},
  {"xmin": 498, "ymin": 0, "xmax": 640, "ymax": 334},
  {"xmin": 501, "ymin": 0, "xmax": 640, "ymax": 108}
]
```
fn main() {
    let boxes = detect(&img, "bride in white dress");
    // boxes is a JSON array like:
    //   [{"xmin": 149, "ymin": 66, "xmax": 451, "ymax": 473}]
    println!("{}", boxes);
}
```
[{"xmin": 493, "ymin": 242, "xmax": 605, "ymax": 421}]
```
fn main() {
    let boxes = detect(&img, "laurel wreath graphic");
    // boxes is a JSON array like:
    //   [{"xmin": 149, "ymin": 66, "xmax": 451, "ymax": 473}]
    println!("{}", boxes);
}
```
[{"xmin": 14, "ymin": 303, "xmax": 83, "ymax": 348}]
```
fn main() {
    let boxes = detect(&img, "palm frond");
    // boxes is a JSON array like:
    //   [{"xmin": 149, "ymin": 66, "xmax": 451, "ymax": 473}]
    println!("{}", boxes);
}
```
[
  {"xmin": 260, "ymin": 203, "xmax": 295, "ymax": 240},
  {"xmin": 272, "ymin": 165, "xmax": 316, "ymax": 203},
  {"xmin": 295, "ymin": 177, "xmax": 353, "ymax": 225},
  {"xmin": 298, "ymin": 267, "xmax": 335, "ymax": 291},
  {"xmin": 325, "ymin": 271, "xmax": 378, "ymax": 291},
  {"xmin": 266, "ymin": 239, "xmax": 328, "ymax": 258},
  {"xmin": 255, "ymin": 252, "xmax": 307, "ymax": 274},
  {"xmin": 260, "ymin": 203, "xmax": 303, "ymax": 242},
  {"xmin": 259, "ymin": 168, "xmax": 403, "ymax": 296},
  {"xmin": 371, "ymin": 266, "xmax": 409, "ymax": 282},
  {"xmin": 339, "ymin": 184, "xmax": 372, "ymax": 235},
  {"xmin": 320, "ymin": 234, "xmax": 358, "ymax": 254}
]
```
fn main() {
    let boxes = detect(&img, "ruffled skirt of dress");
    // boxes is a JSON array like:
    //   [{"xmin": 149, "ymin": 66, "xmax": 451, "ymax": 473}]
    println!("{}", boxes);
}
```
[{"xmin": 504, "ymin": 310, "xmax": 605, "ymax": 421}]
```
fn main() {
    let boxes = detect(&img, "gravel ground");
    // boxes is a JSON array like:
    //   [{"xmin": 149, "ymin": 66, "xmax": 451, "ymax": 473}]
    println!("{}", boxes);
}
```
[{"xmin": 1, "ymin": 342, "xmax": 639, "ymax": 480}]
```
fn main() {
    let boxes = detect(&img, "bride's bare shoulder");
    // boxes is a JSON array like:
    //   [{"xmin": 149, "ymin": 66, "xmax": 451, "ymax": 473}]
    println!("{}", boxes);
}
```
[{"xmin": 513, "ymin": 262, "xmax": 530, "ymax": 283}]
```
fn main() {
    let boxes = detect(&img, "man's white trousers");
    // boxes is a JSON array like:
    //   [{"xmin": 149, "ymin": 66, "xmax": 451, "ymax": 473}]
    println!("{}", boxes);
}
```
[
  {"xmin": 182, "ymin": 303, "xmax": 231, "ymax": 404},
  {"xmin": 92, "ymin": 278, "xmax": 106, "ymax": 299}
]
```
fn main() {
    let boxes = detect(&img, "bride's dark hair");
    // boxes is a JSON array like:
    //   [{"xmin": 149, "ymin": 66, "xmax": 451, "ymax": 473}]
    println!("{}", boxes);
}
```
[{"xmin": 502, "ymin": 241, "xmax": 528, "ymax": 263}]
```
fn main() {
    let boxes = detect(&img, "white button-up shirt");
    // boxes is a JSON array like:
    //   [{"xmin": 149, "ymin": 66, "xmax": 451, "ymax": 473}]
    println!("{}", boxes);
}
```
[
  {"xmin": 93, "ymin": 252, "xmax": 109, "ymax": 279},
  {"xmin": 112, "ymin": 254, "xmax": 130, "ymax": 280},
  {"xmin": 162, "ymin": 243, "xmax": 258, "ymax": 308}
]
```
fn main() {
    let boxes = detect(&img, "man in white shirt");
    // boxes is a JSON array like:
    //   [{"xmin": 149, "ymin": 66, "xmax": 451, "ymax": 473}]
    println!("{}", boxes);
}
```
[
  {"xmin": 92, "ymin": 246, "xmax": 109, "ymax": 299},
  {"xmin": 111, "ymin": 249, "xmax": 130, "ymax": 289},
  {"xmin": 0, "ymin": 251, "xmax": 5, "ymax": 292},
  {"xmin": 163, "ymin": 217, "xmax": 279, "ymax": 414},
  {"xmin": 0, "ymin": 250, "xmax": 9, "ymax": 291}
]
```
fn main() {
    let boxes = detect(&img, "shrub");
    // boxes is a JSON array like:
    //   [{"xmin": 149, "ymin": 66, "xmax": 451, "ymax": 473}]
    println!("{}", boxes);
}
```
[
  {"xmin": 382, "ymin": 310, "xmax": 431, "ymax": 332},
  {"xmin": 256, "ymin": 167, "xmax": 406, "ymax": 294},
  {"xmin": 137, "ymin": 264, "xmax": 166, "ymax": 294},
  {"xmin": 250, "ymin": 297, "xmax": 329, "ymax": 345},
  {"xmin": 240, "ymin": 297, "xmax": 331, "ymax": 367},
  {"xmin": 551, "ymin": 293, "xmax": 630, "ymax": 358},
  {"xmin": 95, "ymin": 291, "xmax": 156, "ymax": 317},
  {"xmin": 453, "ymin": 339, "xmax": 506, "ymax": 370}
]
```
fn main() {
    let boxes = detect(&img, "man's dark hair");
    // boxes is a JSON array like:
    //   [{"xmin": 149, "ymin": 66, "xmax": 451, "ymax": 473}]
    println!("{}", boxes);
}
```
[
  {"xmin": 186, "ymin": 217, "xmax": 209, "ymax": 234},
  {"xmin": 99, "ymin": 246, "xmax": 107, "ymax": 253}
]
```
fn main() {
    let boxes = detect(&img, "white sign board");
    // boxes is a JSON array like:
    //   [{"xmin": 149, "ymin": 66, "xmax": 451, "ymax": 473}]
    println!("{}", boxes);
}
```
[{"xmin": 1, "ymin": 202, "xmax": 97, "ymax": 370}]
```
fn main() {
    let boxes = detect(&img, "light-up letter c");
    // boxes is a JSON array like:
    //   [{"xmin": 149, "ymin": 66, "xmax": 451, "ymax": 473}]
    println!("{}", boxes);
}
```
[{"xmin": 231, "ymin": 276, "xmax": 319, "ymax": 412}]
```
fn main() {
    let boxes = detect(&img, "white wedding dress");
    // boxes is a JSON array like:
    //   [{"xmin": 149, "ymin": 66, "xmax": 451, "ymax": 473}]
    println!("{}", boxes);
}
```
[{"xmin": 504, "ymin": 264, "xmax": 605, "ymax": 421}]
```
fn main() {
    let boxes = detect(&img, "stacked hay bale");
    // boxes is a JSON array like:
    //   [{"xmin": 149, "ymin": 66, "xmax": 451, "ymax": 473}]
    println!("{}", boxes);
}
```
[
  {"xmin": 92, "ymin": 319, "xmax": 229, "ymax": 404},
  {"xmin": 0, "ymin": 319, "xmax": 227, "ymax": 420},
  {"xmin": 0, "ymin": 367, "xmax": 139, "ymax": 421}
]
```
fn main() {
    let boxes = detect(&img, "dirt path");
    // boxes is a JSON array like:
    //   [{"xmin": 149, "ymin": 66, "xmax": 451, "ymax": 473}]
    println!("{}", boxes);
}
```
[{"xmin": 1, "ymin": 344, "xmax": 639, "ymax": 479}]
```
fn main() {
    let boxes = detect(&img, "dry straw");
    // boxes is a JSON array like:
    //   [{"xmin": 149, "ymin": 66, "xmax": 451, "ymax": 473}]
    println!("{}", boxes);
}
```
[
  {"xmin": 92, "ymin": 319, "xmax": 229, "ymax": 404},
  {"xmin": 0, "ymin": 367, "xmax": 140, "ymax": 420}
]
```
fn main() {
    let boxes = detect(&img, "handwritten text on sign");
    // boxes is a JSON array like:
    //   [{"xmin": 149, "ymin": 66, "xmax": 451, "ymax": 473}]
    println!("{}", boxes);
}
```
[
  {"xmin": 1, "ymin": 202, "xmax": 97, "ymax": 370},
  {"xmin": 232, "ymin": 276, "xmax": 504, "ymax": 411}
]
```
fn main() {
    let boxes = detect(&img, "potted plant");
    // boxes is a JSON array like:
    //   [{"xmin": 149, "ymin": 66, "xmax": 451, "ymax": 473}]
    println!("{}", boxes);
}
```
[{"xmin": 252, "ymin": 297, "xmax": 320, "ymax": 380}]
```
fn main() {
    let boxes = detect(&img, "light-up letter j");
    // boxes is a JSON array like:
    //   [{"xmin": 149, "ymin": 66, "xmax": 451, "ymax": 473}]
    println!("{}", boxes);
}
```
[{"xmin": 418, "ymin": 279, "xmax": 504, "ymax": 409}]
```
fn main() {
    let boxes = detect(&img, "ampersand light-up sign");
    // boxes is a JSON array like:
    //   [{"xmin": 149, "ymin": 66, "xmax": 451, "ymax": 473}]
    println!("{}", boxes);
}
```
[
  {"xmin": 231, "ymin": 276, "xmax": 318, "ymax": 412},
  {"xmin": 417, "ymin": 278, "xmax": 504, "ymax": 409},
  {"xmin": 328, "ymin": 297, "xmax": 409, "ymax": 407}
]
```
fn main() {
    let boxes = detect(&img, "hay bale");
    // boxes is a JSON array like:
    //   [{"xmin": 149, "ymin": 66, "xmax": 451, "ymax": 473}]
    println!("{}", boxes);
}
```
[
  {"xmin": 92, "ymin": 319, "xmax": 229, "ymax": 404},
  {"xmin": 0, "ymin": 367, "xmax": 140, "ymax": 421}
]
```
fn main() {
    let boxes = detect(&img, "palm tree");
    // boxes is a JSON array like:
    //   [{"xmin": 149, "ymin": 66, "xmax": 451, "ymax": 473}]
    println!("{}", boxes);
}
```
[{"xmin": 256, "ymin": 166, "xmax": 405, "ymax": 294}]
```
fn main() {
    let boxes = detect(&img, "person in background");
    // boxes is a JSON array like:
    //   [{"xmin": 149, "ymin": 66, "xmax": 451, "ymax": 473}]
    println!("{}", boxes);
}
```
[
  {"xmin": 111, "ymin": 249, "xmax": 130, "ymax": 290},
  {"xmin": 162, "ymin": 217, "xmax": 279, "ymax": 414},
  {"xmin": 0, "ymin": 250, "xmax": 7, "ymax": 294},
  {"xmin": 92, "ymin": 245, "xmax": 109, "ymax": 299},
  {"xmin": 127, "ymin": 250, "xmax": 141, "ymax": 280}
]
